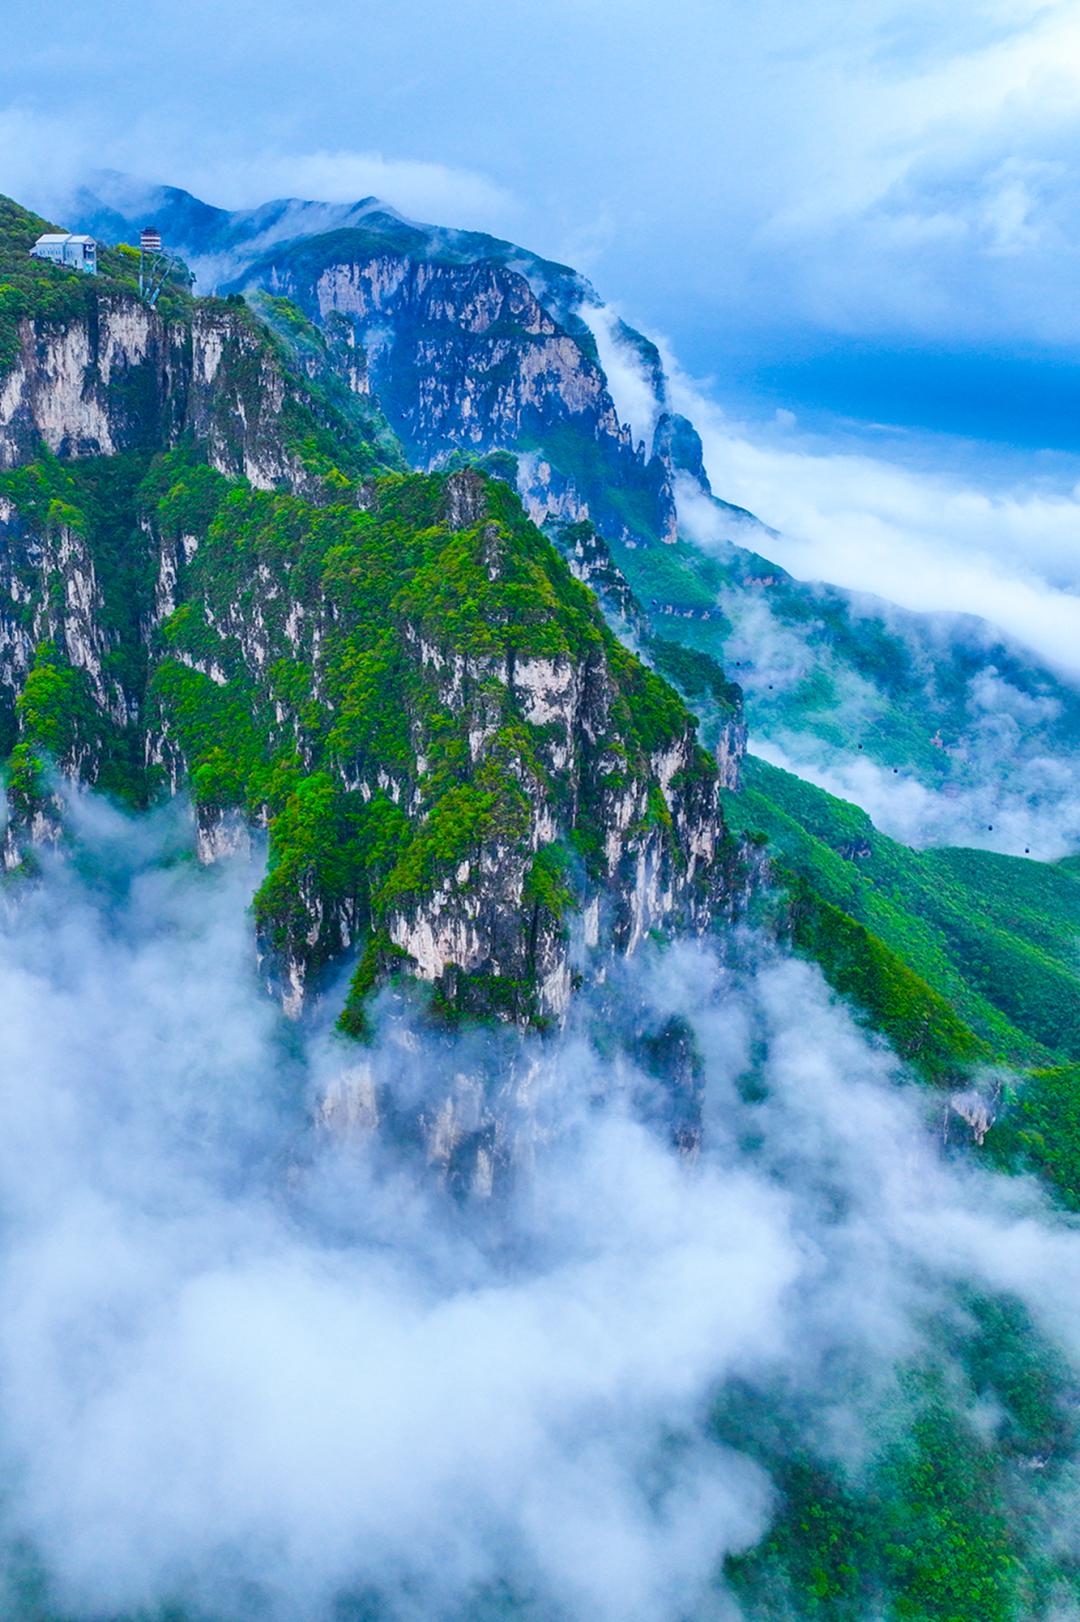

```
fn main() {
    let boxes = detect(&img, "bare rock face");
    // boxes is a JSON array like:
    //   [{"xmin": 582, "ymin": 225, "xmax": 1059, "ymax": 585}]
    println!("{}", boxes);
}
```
[
  {"xmin": 374, "ymin": 638, "xmax": 736, "ymax": 1028},
  {"xmin": 443, "ymin": 467, "xmax": 487, "ymax": 531},
  {"xmin": 255, "ymin": 248, "xmax": 681, "ymax": 548},
  {"xmin": 0, "ymin": 298, "xmax": 181, "ymax": 467},
  {"xmin": 0, "ymin": 247, "xmax": 750, "ymax": 1086},
  {"xmin": 716, "ymin": 717, "xmax": 748, "ymax": 791},
  {"xmin": 557, "ymin": 518, "xmax": 648, "ymax": 638},
  {"xmin": 0, "ymin": 295, "xmax": 333, "ymax": 493},
  {"xmin": 65, "ymin": 184, "xmax": 713, "ymax": 546},
  {"xmin": 194, "ymin": 805, "xmax": 252, "ymax": 866}
]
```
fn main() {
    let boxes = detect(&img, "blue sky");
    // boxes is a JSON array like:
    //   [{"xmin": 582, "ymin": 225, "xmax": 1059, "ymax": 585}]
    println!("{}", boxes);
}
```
[
  {"xmin": 4, "ymin": 0, "xmax": 1080, "ymax": 672},
  {"xmin": 4, "ymin": 0, "xmax": 1080, "ymax": 441}
]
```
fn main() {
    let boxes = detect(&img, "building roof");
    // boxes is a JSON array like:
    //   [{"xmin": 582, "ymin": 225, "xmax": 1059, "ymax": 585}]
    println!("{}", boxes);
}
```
[{"xmin": 33, "ymin": 233, "xmax": 96, "ymax": 246}]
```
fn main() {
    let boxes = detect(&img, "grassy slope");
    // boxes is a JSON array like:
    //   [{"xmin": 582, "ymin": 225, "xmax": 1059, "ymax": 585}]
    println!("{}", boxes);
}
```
[
  {"xmin": 726, "ymin": 753, "xmax": 1080, "ymax": 1217},
  {"xmin": 727, "ymin": 754, "xmax": 1080, "ymax": 1074},
  {"xmin": 609, "ymin": 527, "xmax": 1080, "ymax": 791}
]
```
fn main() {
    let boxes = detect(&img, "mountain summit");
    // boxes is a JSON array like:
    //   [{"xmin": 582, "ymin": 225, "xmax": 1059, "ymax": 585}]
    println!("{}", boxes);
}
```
[{"xmin": 67, "ymin": 174, "xmax": 1080, "ymax": 860}]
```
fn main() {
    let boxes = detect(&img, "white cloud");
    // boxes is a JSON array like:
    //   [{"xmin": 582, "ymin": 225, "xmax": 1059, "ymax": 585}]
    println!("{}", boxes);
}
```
[
  {"xmin": 188, "ymin": 149, "xmax": 516, "ymax": 228},
  {"xmin": 1, "ymin": 795, "xmax": 1078, "ymax": 1618},
  {"xmin": 579, "ymin": 303, "xmax": 663, "ymax": 456},
  {"xmin": 0, "ymin": 105, "xmax": 516, "ymax": 235},
  {"xmin": 753, "ymin": 734, "xmax": 1080, "ymax": 856},
  {"xmin": 739, "ymin": 1, "xmax": 1080, "ymax": 340},
  {"xmin": 670, "ymin": 362, "xmax": 1080, "ymax": 680}
]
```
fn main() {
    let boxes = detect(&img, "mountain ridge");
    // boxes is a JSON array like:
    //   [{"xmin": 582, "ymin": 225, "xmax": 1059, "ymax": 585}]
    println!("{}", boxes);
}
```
[
  {"xmin": 63, "ymin": 174, "xmax": 1080, "ymax": 857},
  {"xmin": 2, "ymin": 179, "xmax": 1080, "ymax": 1622},
  {"xmin": 7, "ymin": 181, "xmax": 1080, "ymax": 1112}
]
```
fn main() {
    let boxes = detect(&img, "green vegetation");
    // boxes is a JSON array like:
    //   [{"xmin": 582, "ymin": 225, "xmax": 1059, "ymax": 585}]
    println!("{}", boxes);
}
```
[
  {"xmin": 247, "ymin": 292, "xmax": 408, "ymax": 479},
  {"xmin": 517, "ymin": 419, "xmax": 669, "ymax": 547},
  {"xmin": 789, "ymin": 887, "xmax": 988, "ymax": 1080},
  {"xmin": 522, "ymin": 841, "xmax": 575, "ymax": 923},
  {"xmin": 0, "ymin": 194, "xmax": 192, "ymax": 373},
  {"xmin": 962, "ymin": 1293, "xmax": 1075, "ymax": 1459},
  {"xmin": 604, "ymin": 520, "xmax": 1080, "ymax": 802},
  {"xmin": 725, "ymin": 1327, "xmax": 1079, "ymax": 1622},
  {"xmin": 339, "ymin": 930, "xmax": 411, "ymax": 1039},
  {"xmin": 151, "ymin": 467, "xmax": 710, "ymax": 1022},
  {"xmin": 727, "ymin": 754, "xmax": 1080, "ymax": 1075},
  {"xmin": 876, "ymin": 1397, "xmax": 1019, "ymax": 1621},
  {"xmin": 728, "ymin": 1458, "xmax": 871, "ymax": 1620},
  {"xmin": 0, "ymin": 195, "xmax": 403, "ymax": 496},
  {"xmin": 440, "ymin": 446, "xmax": 520, "ymax": 485},
  {"xmin": 0, "ymin": 453, "xmax": 183, "ymax": 809},
  {"xmin": 0, "ymin": 443, "xmax": 718, "ymax": 1030},
  {"xmin": 988, "ymin": 1064, "xmax": 1080, "ymax": 1211},
  {"xmin": 2, "ymin": 182, "xmax": 1080, "ymax": 1622}
]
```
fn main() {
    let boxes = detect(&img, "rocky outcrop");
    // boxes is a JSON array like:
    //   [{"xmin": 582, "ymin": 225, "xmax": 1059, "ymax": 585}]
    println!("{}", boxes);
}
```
[
  {"xmin": 243, "ymin": 245, "xmax": 680, "ymax": 547},
  {"xmin": 132, "ymin": 465, "xmax": 745, "ymax": 1030},
  {"xmin": 0, "ymin": 497, "xmax": 131, "ymax": 767},
  {"xmin": 376, "ymin": 634, "xmax": 733, "ymax": 1026},
  {"xmin": 556, "ymin": 518, "xmax": 647, "ymax": 638},
  {"xmin": 0, "ymin": 295, "xmax": 344, "ymax": 492},
  {"xmin": 551, "ymin": 518, "xmax": 747, "ymax": 791},
  {"xmin": 716, "ymin": 717, "xmax": 748, "ymax": 791}
]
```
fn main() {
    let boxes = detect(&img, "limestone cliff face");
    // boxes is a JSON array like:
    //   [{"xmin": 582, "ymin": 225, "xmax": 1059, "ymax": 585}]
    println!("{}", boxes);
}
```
[
  {"xmin": 0, "ymin": 295, "xmax": 349, "ymax": 493},
  {"xmin": 0, "ymin": 202, "xmax": 749, "ymax": 1068},
  {"xmin": 0, "ymin": 194, "xmax": 755, "ymax": 1193},
  {"xmin": 374, "ymin": 631, "xmax": 730, "ymax": 1025},
  {"xmin": 139, "ymin": 467, "xmax": 744, "ymax": 1028},
  {"xmin": 0, "ymin": 458, "xmax": 746, "ymax": 1031},
  {"xmin": 243, "ymin": 246, "xmax": 681, "ymax": 547},
  {"xmin": 69, "ymin": 182, "xmax": 731, "ymax": 550},
  {"xmin": 0, "ymin": 501, "xmax": 123, "ymax": 733},
  {"xmin": 0, "ymin": 297, "xmax": 182, "ymax": 468},
  {"xmin": 0, "ymin": 495, "xmax": 131, "ymax": 862},
  {"xmin": 557, "ymin": 517, "xmax": 648, "ymax": 638}
]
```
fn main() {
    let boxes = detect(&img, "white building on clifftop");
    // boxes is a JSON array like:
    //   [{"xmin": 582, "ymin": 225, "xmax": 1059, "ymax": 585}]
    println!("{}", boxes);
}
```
[{"xmin": 29, "ymin": 233, "xmax": 98, "ymax": 275}]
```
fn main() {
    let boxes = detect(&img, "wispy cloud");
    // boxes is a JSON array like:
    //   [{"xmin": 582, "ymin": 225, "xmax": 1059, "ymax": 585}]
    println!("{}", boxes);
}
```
[
  {"xmin": 0, "ymin": 795, "xmax": 1077, "ymax": 1618},
  {"xmin": 670, "ymin": 362, "xmax": 1080, "ymax": 681},
  {"xmin": 0, "ymin": 106, "xmax": 516, "ymax": 234},
  {"xmin": 579, "ymin": 304, "xmax": 663, "ymax": 456},
  {"xmin": 183, "ymin": 149, "xmax": 516, "ymax": 226}
]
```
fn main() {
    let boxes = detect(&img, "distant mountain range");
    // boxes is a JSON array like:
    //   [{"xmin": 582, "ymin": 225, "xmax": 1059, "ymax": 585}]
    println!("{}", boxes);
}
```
[{"xmin": 66, "ymin": 172, "xmax": 1080, "ymax": 860}]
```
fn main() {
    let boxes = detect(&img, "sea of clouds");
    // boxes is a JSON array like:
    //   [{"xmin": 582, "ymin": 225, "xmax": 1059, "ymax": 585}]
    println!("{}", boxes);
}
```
[{"xmin": 0, "ymin": 791, "xmax": 1076, "ymax": 1621}]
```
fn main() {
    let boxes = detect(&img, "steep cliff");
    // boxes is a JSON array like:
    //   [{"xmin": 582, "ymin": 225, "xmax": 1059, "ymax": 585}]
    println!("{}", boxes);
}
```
[
  {"xmin": 0, "ymin": 453, "xmax": 742, "ymax": 1029},
  {"xmin": 174, "ymin": 468, "xmax": 741, "ymax": 1023},
  {"xmin": 241, "ymin": 233, "xmax": 682, "ymax": 547},
  {"xmin": 0, "ymin": 193, "xmax": 756, "ymax": 1052},
  {"xmin": 72, "ymin": 181, "xmax": 696, "ymax": 548},
  {"xmin": 0, "ymin": 195, "xmax": 405, "ymax": 494},
  {"xmin": 69, "ymin": 178, "xmax": 1080, "ymax": 835}
]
